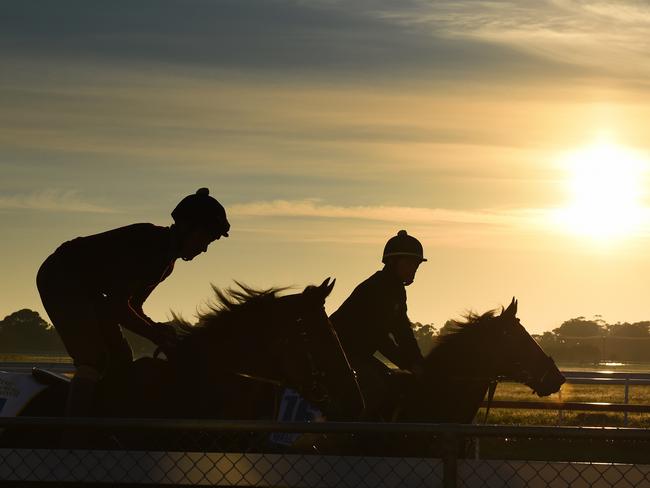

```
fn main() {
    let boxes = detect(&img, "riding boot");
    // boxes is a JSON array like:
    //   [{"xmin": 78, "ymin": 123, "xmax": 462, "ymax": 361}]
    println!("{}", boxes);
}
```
[
  {"xmin": 61, "ymin": 366, "xmax": 100, "ymax": 448},
  {"xmin": 65, "ymin": 375, "xmax": 97, "ymax": 417}
]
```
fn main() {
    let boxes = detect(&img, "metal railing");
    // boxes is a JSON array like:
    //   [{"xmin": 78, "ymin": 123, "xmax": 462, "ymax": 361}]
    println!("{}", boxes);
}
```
[
  {"xmin": 5, "ymin": 363, "xmax": 650, "ymax": 426},
  {"xmin": 2, "ymin": 418, "xmax": 650, "ymax": 487},
  {"xmin": 484, "ymin": 370, "xmax": 650, "ymax": 425}
]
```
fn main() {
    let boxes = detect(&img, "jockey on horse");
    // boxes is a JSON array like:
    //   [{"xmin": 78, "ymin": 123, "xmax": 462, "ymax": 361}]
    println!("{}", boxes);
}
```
[
  {"xmin": 36, "ymin": 188, "xmax": 230, "ymax": 418},
  {"xmin": 330, "ymin": 230, "xmax": 426, "ymax": 419}
]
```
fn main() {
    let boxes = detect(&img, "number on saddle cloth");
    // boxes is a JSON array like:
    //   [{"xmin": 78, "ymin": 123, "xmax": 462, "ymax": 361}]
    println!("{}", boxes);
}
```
[
  {"xmin": 0, "ymin": 371, "xmax": 48, "ymax": 417},
  {"xmin": 270, "ymin": 388, "xmax": 325, "ymax": 447}
]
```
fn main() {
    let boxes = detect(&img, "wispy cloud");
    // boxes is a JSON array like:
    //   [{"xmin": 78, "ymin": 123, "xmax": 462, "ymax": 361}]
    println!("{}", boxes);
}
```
[
  {"xmin": 228, "ymin": 199, "xmax": 650, "ymax": 254},
  {"xmin": 0, "ymin": 0, "xmax": 576, "ymax": 83},
  {"xmin": 230, "ymin": 199, "xmax": 547, "ymax": 228},
  {"xmin": 0, "ymin": 190, "xmax": 117, "ymax": 214},
  {"xmin": 388, "ymin": 0, "xmax": 650, "ymax": 77}
]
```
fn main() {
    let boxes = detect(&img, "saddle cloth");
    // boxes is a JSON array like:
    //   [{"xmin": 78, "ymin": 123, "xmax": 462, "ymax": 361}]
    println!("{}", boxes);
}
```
[{"xmin": 0, "ymin": 371, "xmax": 47, "ymax": 417}]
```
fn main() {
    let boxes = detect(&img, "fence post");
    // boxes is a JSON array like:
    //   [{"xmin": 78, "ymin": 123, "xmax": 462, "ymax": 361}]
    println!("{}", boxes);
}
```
[
  {"xmin": 624, "ymin": 378, "xmax": 629, "ymax": 426},
  {"xmin": 558, "ymin": 388, "xmax": 563, "ymax": 425},
  {"xmin": 442, "ymin": 431, "xmax": 458, "ymax": 488}
]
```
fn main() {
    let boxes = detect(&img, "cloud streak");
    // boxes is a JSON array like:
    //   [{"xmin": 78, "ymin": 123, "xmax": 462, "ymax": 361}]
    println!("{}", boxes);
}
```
[
  {"xmin": 230, "ymin": 199, "xmax": 548, "ymax": 228},
  {"xmin": 0, "ymin": 0, "xmax": 576, "ymax": 82},
  {"xmin": 0, "ymin": 190, "xmax": 117, "ymax": 214},
  {"xmin": 392, "ymin": 0, "xmax": 650, "ymax": 78}
]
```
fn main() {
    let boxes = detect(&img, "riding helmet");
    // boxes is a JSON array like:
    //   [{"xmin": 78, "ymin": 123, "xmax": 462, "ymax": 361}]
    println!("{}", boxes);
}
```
[
  {"xmin": 382, "ymin": 230, "xmax": 427, "ymax": 263},
  {"xmin": 172, "ymin": 188, "xmax": 230, "ymax": 238}
]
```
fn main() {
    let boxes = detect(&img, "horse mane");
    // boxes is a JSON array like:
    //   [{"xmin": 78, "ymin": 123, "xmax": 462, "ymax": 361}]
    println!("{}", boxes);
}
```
[
  {"xmin": 426, "ymin": 309, "xmax": 500, "ymax": 361},
  {"xmin": 437, "ymin": 309, "xmax": 497, "ymax": 340},
  {"xmin": 172, "ymin": 283, "xmax": 289, "ymax": 344}
]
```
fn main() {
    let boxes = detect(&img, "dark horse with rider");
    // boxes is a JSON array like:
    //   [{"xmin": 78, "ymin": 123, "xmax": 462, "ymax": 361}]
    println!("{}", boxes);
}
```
[{"xmin": 13, "ymin": 189, "xmax": 564, "ymax": 449}]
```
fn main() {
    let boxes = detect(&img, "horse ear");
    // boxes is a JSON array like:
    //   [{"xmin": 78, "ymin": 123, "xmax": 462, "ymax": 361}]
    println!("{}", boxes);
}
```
[
  {"xmin": 325, "ymin": 278, "xmax": 336, "ymax": 296},
  {"xmin": 318, "ymin": 277, "xmax": 335, "ymax": 298},
  {"xmin": 503, "ymin": 297, "xmax": 517, "ymax": 317},
  {"xmin": 326, "ymin": 278, "xmax": 336, "ymax": 295}
]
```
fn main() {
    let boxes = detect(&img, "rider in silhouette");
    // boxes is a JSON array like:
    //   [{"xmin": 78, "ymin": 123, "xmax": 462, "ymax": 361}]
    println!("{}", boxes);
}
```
[
  {"xmin": 36, "ymin": 188, "xmax": 230, "ymax": 418},
  {"xmin": 330, "ymin": 230, "xmax": 425, "ymax": 418}
]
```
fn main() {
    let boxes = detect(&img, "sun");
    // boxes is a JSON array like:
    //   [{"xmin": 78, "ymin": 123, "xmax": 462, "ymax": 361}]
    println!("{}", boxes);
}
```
[{"xmin": 554, "ymin": 140, "xmax": 648, "ymax": 241}]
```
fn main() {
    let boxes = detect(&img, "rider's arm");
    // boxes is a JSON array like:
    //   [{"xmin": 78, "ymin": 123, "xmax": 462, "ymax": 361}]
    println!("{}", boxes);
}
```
[
  {"xmin": 120, "ymin": 261, "xmax": 176, "ymax": 344},
  {"xmin": 115, "ymin": 284, "xmax": 168, "ymax": 345},
  {"xmin": 126, "ymin": 289, "xmax": 156, "ymax": 331},
  {"xmin": 392, "ymin": 316, "xmax": 424, "ymax": 368},
  {"xmin": 111, "ymin": 290, "xmax": 158, "ymax": 342}
]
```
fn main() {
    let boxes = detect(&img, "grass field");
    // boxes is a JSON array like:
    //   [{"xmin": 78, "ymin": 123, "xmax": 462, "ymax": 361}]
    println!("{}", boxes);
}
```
[
  {"xmin": 483, "ymin": 381, "xmax": 650, "ymax": 427},
  {"xmin": 482, "ymin": 360, "xmax": 650, "ymax": 427}
]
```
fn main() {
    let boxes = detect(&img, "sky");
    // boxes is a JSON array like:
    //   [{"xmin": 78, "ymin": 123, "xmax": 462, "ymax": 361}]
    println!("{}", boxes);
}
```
[{"xmin": 3, "ymin": 0, "xmax": 650, "ymax": 334}]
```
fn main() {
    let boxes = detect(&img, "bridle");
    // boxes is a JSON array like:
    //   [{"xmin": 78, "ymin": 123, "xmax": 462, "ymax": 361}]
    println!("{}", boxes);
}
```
[
  {"xmin": 481, "ymin": 354, "xmax": 557, "ymax": 422},
  {"xmin": 234, "ymin": 311, "xmax": 330, "ymax": 406},
  {"xmin": 291, "ymin": 316, "xmax": 330, "ymax": 404},
  {"xmin": 521, "ymin": 353, "xmax": 557, "ymax": 392},
  {"xmin": 444, "ymin": 327, "xmax": 558, "ymax": 423}
]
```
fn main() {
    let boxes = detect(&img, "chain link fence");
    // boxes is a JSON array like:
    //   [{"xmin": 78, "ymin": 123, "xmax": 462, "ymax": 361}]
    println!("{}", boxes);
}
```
[{"xmin": 2, "ymin": 418, "xmax": 650, "ymax": 487}]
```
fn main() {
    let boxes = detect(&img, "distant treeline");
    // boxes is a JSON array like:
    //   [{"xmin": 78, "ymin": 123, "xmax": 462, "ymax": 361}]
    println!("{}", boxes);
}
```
[
  {"xmin": 416, "ymin": 317, "xmax": 650, "ymax": 363},
  {"xmin": 3, "ymin": 309, "xmax": 649, "ymax": 364},
  {"xmin": 0, "ymin": 309, "xmax": 156, "ymax": 356},
  {"xmin": 534, "ymin": 317, "xmax": 650, "ymax": 363}
]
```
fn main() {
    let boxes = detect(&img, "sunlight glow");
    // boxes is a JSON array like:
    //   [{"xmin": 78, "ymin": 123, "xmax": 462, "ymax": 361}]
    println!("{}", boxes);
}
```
[{"xmin": 554, "ymin": 141, "xmax": 649, "ymax": 241}]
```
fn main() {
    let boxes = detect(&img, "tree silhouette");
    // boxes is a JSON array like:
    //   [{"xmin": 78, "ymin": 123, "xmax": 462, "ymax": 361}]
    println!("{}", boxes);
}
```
[
  {"xmin": 553, "ymin": 317, "xmax": 606, "ymax": 338},
  {"xmin": 0, "ymin": 309, "xmax": 64, "ymax": 353},
  {"xmin": 412, "ymin": 322, "xmax": 436, "ymax": 355},
  {"xmin": 607, "ymin": 322, "xmax": 650, "ymax": 338},
  {"xmin": 438, "ymin": 319, "xmax": 458, "ymax": 336}
]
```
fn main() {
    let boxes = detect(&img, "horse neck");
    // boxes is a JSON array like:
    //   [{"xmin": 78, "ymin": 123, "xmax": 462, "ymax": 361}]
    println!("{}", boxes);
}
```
[
  {"xmin": 176, "ymin": 309, "xmax": 285, "ymax": 384},
  {"xmin": 427, "ymin": 326, "xmax": 495, "ymax": 378},
  {"xmin": 415, "ymin": 329, "xmax": 496, "ymax": 422}
]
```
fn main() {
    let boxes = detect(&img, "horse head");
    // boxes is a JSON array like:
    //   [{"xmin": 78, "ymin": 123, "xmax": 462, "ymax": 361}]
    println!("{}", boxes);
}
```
[
  {"xmin": 274, "ymin": 278, "xmax": 365, "ymax": 419},
  {"xmin": 492, "ymin": 298, "xmax": 565, "ymax": 397},
  {"xmin": 415, "ymin": 298, "xmax": 564, "ymax": 423}
]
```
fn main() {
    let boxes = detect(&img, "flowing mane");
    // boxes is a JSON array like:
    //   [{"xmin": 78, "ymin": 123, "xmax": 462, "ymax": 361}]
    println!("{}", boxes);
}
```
[
  {"xmin": 420, "ymin": 307, "xmax": 518, "ymax": 389},
  {"xmin": 429, "ymin": 309, "xmax": 499, "ymax": 351},
  {"xmin": 173, "ymin": 283, "xmax": 287, "ymax": 336},
  {"xmin": 170, "ymin": 284, "xmax": 293, "ymax": 374}
]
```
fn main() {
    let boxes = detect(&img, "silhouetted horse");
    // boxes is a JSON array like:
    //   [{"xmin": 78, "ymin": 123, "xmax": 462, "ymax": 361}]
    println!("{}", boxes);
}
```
[
  {"xmin": 17, "ymin": 279, "xmax": 364, "ymax": 426},
  {"xmin": 300, "ymin": 298, "xmax": 565, "ymax": 455},
  {"xmin": 396, "ymin": 298, "xmax": 565, "ymax": 424}
]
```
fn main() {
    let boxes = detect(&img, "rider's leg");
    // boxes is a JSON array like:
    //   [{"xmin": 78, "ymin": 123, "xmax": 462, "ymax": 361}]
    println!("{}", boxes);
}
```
[
  {"xmin": 352, "ymin": 356, "xmax": 392, "ymax": 420},
  {"xmin": 65, "ymin": 365, "xmax": 101, "ymax": 417},
  {"xmin": 37, "ymin": 255, "xmax": 109, "ymax": 417},
  {"xmin": 102, "ymin": 323, "xmax": 134, "ymax": 377}
]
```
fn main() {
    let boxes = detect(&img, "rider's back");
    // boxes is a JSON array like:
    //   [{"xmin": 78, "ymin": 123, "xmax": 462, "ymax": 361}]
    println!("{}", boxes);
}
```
[
  {"xmin": 331, "ymin": 269, "xmax": 408, "ymax": 361},
  {"xmin": 51, "ymin": 223, "xmax": 175, "ymax": 301}
]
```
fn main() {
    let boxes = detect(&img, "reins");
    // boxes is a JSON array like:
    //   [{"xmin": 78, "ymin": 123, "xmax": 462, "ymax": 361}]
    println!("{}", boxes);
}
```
[{"xmin": 483, "ymin": 379, "xmax": 498, "ymax": 424}]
